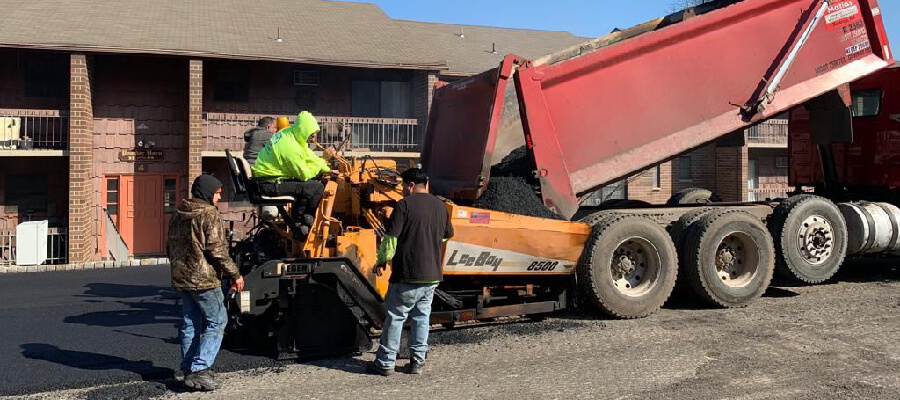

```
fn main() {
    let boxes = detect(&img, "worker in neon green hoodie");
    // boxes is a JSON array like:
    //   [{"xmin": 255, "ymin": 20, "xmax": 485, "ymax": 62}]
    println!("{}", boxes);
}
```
[{"xmin": 252, "ymin": 111, "xmax": 335, "ymax": 236}]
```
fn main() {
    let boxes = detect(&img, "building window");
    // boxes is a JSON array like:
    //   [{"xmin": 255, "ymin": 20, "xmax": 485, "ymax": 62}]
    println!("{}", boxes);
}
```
[
  {"xmin": 23, "ymin": 53, "xmax": 68, "ymax": 98},
  {"xmin": 5, "ymin": 174, "xmax": 47, "ymax": 213},
  {"xmin": 678, "ymin": 157, "xmax": 692, "ymax": 181},
  {"xmin": 164, "ymin": 178, "xmax": 177, "ymax": 214},
  {"xmin": 652, "ymin": 165, "xmax": 661, "ymax": 189},
  {"xmin": 851, "ymin": 89, "xmax": 882, "ymax": 117},
  {"xmin": 294, "ymin": 69, "xmax": 320, "ymax": 86},
  {"xmin": 776, "ymin": 156, "xmax": 789, "ymax": 169},
  {"xmin": 213, "ymin": 66, "xmax": 249, "ymax": 102},
  {"xmin": 105, "ymin": 177, "xmax": 119, "ymax": 222},
  {"xmin": 351, "ymin": 80, "xmax": 412, "ymax": 118}
]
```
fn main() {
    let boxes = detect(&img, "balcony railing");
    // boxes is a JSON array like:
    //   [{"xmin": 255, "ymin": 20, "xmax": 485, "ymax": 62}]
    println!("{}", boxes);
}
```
[
  {"xmin": 0, "ymin": 226, "xmax": 68, "ymax": 266},
  {"xmin": 204, "ymin": 113, "xmax": 421, "ymax": 155},
  {"xmin": 0, "ymin": 109, "xmax": 69, "ymax": 151},
  {"xmin": 748, "ymin": 186, "xmax": 792, "ymax": 201},
  {"xmin": 746, "ymin": 119, "xmax": 788, "ymax": 147}
]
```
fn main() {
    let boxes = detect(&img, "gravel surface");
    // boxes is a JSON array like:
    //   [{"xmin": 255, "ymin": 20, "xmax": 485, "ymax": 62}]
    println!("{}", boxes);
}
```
[{"xmin": 9, "ymin": 257, "xmax": 900, "ymax": 400}]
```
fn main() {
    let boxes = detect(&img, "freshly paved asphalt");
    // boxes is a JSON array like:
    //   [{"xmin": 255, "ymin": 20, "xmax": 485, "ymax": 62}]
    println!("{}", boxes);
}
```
[{"xmin": 0, "ymin": 266, "xmax": 278, "ymax": 396}]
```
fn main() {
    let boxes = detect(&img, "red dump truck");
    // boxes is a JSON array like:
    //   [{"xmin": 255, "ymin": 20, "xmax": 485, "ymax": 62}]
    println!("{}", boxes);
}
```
[
  {"xmin": 227, "ymin": 0, "xmax": 894, "ymax": 358},
  {"xmin": 421, "ymin": 0, "xmax": 893, "ymax": 316}
]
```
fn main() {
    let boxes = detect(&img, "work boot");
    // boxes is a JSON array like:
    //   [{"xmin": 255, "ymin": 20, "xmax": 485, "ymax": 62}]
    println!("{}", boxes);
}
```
[
  {"xmin": 184, "ymin": 369, "xmax": 218, "ymax": 391},
  {"xmin": 365, "ymin": 361, "xmax": 394, "ymax": 376},
  {"xmin": 405, "ymin": 361, "xmax": 424, "ymax": 375}
]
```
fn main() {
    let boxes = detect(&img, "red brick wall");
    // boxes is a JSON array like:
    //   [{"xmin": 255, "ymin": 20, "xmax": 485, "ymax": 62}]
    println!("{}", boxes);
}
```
[
  {"xmin": 625, "ymin": 142, "xmax": 750, "ymax": 203},
  {"xmin": 672, "ymin": 144, "xmax": 718, "ymax": 195},
  {"xmin": 68, "ymin": 54, "xmax": 95, "ymax": 262},
  {"xmin": 0, "ymin": 50, "xmax": 69, "ymax": 110},
  {"xmin": 412, "ymin": 70, "xmax": 439, "ymax": 123},
  {"xmin": 750, "ymin": 148, "xmax": 789, "ymax": 188},
  {"xmin": 627, "ymin": 162, "xmax": 673, "ymax": 204},
  {"xmin": 715, "ymin": 145, "xmax": 749, "ymax": 202},
  {"xmin": 189, "ymin": 59, "xmax": 203, "ymax": 191}
]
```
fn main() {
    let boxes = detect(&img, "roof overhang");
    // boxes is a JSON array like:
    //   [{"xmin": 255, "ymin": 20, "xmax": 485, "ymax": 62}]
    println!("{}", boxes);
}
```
[{"xmin": 0, "ymin": 42, "xmax": 449, "ymax": 71}]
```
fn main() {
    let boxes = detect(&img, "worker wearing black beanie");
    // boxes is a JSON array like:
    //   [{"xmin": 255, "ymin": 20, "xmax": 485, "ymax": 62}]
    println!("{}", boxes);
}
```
[{"xmin": 167, "ymin": 174, "xmax": 243, "ymax": 391}]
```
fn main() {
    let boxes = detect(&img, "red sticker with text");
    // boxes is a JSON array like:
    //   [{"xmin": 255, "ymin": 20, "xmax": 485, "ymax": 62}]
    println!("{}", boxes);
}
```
[
  {"xmin": 825, "ymin": 1, "xmax": 862, "ymax": 31},
  {"xmin": 469, "ymin": 212, "xmax": 490, "ymax": 224}
]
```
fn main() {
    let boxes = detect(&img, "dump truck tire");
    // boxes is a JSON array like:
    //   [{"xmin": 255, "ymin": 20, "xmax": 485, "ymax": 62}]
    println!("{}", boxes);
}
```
[
  {"xmin": 768, "ymin": 195, "xmax": 847, "ymax": 284},
  {"xmin": 577, "ymin": 215, "xmax": 678, "ymax": 318},
  {"xmin": 579, "ymin": 210, "xmax": 619, "ymax": 226},
  {"xmin": 669, "ymin": 207, "xmax": 718, "ymax": 250},
  {"xmin": 682, "ymin": 209, "xmax": 774, "ymax": 308},
  {"xmin": 668, "ymin": 207, "xmax": 717, "ymax": 295},
  {"xmin": 667, "ymin": 188, "xmax": 722, "ymax": 205}
]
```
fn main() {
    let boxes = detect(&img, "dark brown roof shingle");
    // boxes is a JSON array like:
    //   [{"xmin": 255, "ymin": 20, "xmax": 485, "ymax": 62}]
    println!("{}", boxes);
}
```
[
  {"xmin": 396, "ymin": 20, "xmax": 586, "ymax": 75},
  {"xmin": 0, "ymin": 0, "xmax": 447, "ymax": 69}
]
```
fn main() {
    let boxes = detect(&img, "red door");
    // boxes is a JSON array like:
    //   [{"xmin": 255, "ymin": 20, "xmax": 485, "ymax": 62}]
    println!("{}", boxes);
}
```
[{"xmin": 120, "ymin": 174, "xmax": 164, "ymax": 255}]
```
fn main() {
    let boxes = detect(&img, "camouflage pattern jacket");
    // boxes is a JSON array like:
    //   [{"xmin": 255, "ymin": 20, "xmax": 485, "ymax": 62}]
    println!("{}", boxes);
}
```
[{"xmin": 167, "ymin": 198, "xmax": 240, "ymax": 292}]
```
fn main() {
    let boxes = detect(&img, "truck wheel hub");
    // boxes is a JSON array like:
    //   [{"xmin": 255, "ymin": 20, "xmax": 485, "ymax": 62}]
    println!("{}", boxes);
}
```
[
  {"xmin": 715, "ymin": 233, "xmax": 758, "ymax": 288},
  {"xmin": 797, "ymin": 214, "xmax": 833, "ymax": 265},
  {"xmin": 609, "ymin": 237, "xmax": 660, "ymax": 297}
]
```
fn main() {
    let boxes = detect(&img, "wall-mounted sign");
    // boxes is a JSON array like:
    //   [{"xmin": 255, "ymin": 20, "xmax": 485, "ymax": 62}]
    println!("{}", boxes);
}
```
[{"xmin": 119, "ymin": 149, "xmax": 163, "ymax": 162}]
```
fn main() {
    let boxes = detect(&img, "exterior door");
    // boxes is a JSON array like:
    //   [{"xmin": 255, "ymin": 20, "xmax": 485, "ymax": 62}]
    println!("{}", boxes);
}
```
[
  {"xmin": 120, "ymin": 174, "xmax": 164, "ymax": 255},
  {"xmin": 747, "ymin": 159, "xmax": 759, "ymax": 201}
]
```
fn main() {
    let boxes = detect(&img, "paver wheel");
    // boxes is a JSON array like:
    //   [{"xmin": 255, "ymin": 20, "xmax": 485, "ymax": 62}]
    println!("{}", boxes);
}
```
[
  {"xmin": 577, "ymin": 215, "xmax": 678, "ymax": 318},
  {"xmin": 768, "ymin": 195, "xmax": 848, "ymax": 284},
  {"xmin": 667, "ymin": 188, "xmax": 722, "ymax": 205},
  {"xmin": 682, "ymin": 209, "xmax": 774, "ymax": 308}
]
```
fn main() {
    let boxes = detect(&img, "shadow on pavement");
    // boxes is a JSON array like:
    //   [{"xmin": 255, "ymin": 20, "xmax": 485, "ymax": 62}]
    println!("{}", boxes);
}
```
[
  {"xmin": 832, "ymin": 256, "xmax": 900, "ymax": 283},
  {"xmin": 63, "ymin": 299, "xmax": 180, "ymax": 328},
  {"xmin": 21, "ymin": 343, "xmax": 175, "ymax": 381},
  {"xmin": 64, "ymin": 284, "xmax": 181, "ymax": 342},
  {"xmin": 76, "ymin": 283, "xmax": 179, "ymax": 299}
]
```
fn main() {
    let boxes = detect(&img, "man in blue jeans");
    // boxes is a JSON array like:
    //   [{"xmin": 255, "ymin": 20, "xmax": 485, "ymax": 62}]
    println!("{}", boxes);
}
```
[
  {"xmin": 367, "ymin": 168, "xmax": 453, "ymax": 376},
  {"xmin": 166, "ymin": 174, "xmax": 244, "ymax": 390}
]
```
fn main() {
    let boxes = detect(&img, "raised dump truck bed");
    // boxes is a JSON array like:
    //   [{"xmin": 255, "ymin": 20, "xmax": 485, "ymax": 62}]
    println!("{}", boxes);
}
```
[
  {"xmin": 423, "ymin": 0, "xmax": 893, "ymax": 219},
  {"xmin": 228, "ymin": 0, "xmax": 895, "ymax": 359}
]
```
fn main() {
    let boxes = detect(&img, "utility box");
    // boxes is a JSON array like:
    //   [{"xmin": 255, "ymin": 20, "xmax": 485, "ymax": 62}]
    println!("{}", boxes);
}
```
[{"xmin": 16, "ymin": 221, "xmax": 48, "ymax": 266}]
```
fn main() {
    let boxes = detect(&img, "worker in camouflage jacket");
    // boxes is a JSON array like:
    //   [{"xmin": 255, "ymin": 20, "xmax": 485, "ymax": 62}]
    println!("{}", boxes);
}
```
[{"xmin": 166, "ymin": 174, "xmax": 244, "ymax": 391}]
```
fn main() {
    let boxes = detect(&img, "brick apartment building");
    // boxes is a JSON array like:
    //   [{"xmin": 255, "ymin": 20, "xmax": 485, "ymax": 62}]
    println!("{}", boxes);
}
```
[{"xmin": 0, "ymin": 0, "xmax": 788, "ymax": 265}]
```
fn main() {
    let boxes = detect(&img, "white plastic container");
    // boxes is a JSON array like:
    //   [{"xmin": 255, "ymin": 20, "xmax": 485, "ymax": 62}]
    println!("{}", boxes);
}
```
[{"xmin": 15, "ymin": 220, "xmax": 48, "ymax": 266}]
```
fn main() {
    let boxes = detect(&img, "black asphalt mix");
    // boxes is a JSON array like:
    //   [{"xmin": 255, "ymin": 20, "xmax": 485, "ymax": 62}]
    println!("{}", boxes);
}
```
[{"xmin": 0, "ymin": 266, "xmax": 281, "ymax": 397}]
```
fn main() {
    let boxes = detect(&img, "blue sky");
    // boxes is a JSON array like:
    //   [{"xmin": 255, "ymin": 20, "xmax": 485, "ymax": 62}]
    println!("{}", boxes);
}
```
[{"xmin": 345, "ymin": 0, "xmax": 899, "ymax": 50}]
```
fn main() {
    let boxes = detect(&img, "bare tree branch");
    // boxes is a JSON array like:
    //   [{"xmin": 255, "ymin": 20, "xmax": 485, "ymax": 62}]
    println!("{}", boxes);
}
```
[{"xmin": 668, "ymin": 0, "xmax": 717, "ymax": 13}]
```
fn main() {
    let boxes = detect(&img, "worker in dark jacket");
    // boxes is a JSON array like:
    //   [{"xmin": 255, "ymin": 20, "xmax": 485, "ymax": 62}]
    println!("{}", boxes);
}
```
[
  {"xmin": 367, "ymin": 168, "xmax": 453, "ymax": 376},
  {"xmin": 242, "ymin": 117, "xmax": 277, "ymax": 166},
  {"xmin": 167, "ymin": 174, "xmax": 244, "ymax": 391}
]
